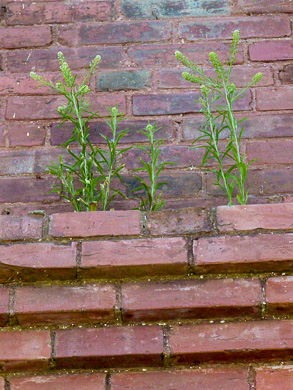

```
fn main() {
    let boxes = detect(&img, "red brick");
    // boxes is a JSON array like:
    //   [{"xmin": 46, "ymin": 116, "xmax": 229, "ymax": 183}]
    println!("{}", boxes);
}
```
[
  {"xmin": 58, "ymin": 21, "xmax": 171, "ymax": 46},
  {"xmin": 196, "ymin": 233, "xmax": 293, "ymax": 274},
  {"xmin": 81, "ymin": 237, "xmax": 188, "ymax": 279},
  {"xmin": 0, "ymin": 26, "xmax": 52, "ymax": 49},
  {"xmin": 0, "ymin": 123, "xmax": 46, "ymax": 147},
  {"xmin": 125, "ymin": 145, "xmax": 204, "ymax": 170},
  {"xmin": 255, "ymin": 366, "xmax": 293, "ymax": 390},
  {"xmin": 217, "ymin": 203, "xmax": 293, "ymax": 232},
  {"xmin": 50, "ymin": 119, "xmax": 173, "ymax": 146},
  {"xmin": 182, "ymin": 113, "xmax": 293, "ymax": 141},
  {"xmin": 14, "ymin": 284, "xmax": 116, "ymax": 326},
  {"xmin": 128, "ymin": 42, "xmax": 244, "ymax": 66},
  {"xmin": 237, "ymin": 0, "xmax": 293, "ymax": 13},
  {"xmin": 133, "ymin": 91, "xmax": 251, "ymax": 115},
  {"xmin": 159, "ymin": 66, "xmax": 273, "ymax": 89},
  {"xmin": 256, "ymin": 87, "xmax": 293, "ymax": 111},
  {"xmin": 122, "ymin": 278, "xmax": 261, "ymax": 322},
  {"xmin": 55, "ymin": 326, "xmax": 163, "ymax": 369},
  {"xmin": 0, "ymin": 242, "xmax": 77, "ymax": 282},
  {"xmin": 0, "ymin": 71, "xmax": 87, "ymax": 95},
  {"xmin": 249, "ymin": 40, "xmax": 293, "ymax": 62},
  {"xmin": 247, "ymin": 139, "xmax": 293, "ymax": 165},
  {"xmin": 10, "ymin": 373, "xmax": 105, "ymax": 390},
  {"xmin": 6, "ymin": 2, "xmax": 113, "ymax": 25},
  {"xmin": 0, "ymin": 74, "xmax": 53, "ymax": 96},
  {"xmin": 182, "ymin": 112, "xmax": 293, "ymax": 141},
  {"xmin": 0, "ymin": 378, "xmax": 4, "ymax": 390},
  {"xmin": 0, "ymin": 177, "xmax": 58, "ymax": 203},
  {"xmin": 179, "ymin": 16, "xmax": 290, "ymax": 40},
  {"xmin": 0, "ymin": 287, "xmax": 10, "ymax": 326},
  {"xmin": 146, "ymin": 207, "xmax": 211, "ymax": 235},
  {"xmin": 0, "ymin": 214, "xmax": 43, "ymax": 241},
  {"xmin": 169, "ymin": 320, "xmax": 293, "ymax": 364},
  {"xmin": 266, "ymin": 276, "xmax": 293, "ymax": 315},
  {"xmin": 7, "ymin": 46, "xmax": 123, "ymax": 73},
  {"xmin": 112, "ymin": 368, "xmax": 249, "ymax": 390},
  {"xmin": 50, "ymin": 210, "xmax": 141, "ymax": 238},
  {"xmin": 6, "ymin": 94, "xmax": 126, "ymax": 120},
  {"xmin": 0, "ymin": 330, "xmax": 51, "ymax": 371}
]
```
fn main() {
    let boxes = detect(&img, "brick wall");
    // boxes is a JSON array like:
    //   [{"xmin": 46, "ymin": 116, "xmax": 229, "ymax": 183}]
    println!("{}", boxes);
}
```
[
  {"xmin": 1, "ymin": 0, "xmax": 293, "ymax": 213},
  {"xmin": 0, "ymin": 203, "xmax": 292, "ymax": 387}
]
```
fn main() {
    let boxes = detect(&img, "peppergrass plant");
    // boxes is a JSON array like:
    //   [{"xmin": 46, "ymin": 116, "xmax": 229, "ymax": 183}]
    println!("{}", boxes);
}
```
[
  {"xmin": 31, "ymin": 53, "xmax": 130, "ymax": 211},
  {"xmin": 132, "ymin": 123, "xmax": 173, "ymax": 212},
  {"xmin": 175, "ymin": 30, "xmax": 263, "ymax": 205}
]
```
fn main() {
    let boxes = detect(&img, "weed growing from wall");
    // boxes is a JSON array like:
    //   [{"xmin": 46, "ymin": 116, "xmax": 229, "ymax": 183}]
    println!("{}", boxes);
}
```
[
  {"xmin": 132, "ymin": 123, "xmax": 174, "ymax": 211},
  {"xmin": 175, "ymin": 30, "xmax": 263, "ymax": 205},
  {"xmin": 31, "ymin": 53, "xmax": 130, "ymax": 211}
]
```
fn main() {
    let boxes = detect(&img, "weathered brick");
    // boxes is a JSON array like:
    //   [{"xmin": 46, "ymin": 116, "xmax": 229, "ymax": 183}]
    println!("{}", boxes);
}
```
[
  {"xmin": 50, "ymin": 119, "xmax": 173, "ymax": 146},
  {"xmin": 0, "ymin": 26, "xmax": 52, "ymax": 49},
  {"xmin": 0, "ymin": 150, "xmax": 35, "ymax": 175},
  {"xmin": 133, "ymin": 91, "xmax": 251, "ymax": 115},
  {"xmin": 0, "ymin": 123, "xmax": 46, "ymax": 147},
  {"xmin": 58, "ymin": 21, "xmax": 171, "ymax": 46},
  {"xmin": 280, "ymin": 64, "xmax": 293, "ymax": 84},
  {"xmin": 10, "ymin": 373, "xmax": 106, "ymax": 390},
  {"xmin": 237, "ymin": 0, "xmax": 293, "ymax": 13},
  {"xmin": 7, "ymin": 46, "xmax": 123, "ymax": 73},
  {"xmin": 0, "ymin": 177, "xmax": 58, "ymax": 203},
  {"xmin": 0, "ymin": 287, "xmax": 10, "ymax": 326},
  {"xmin": 0, "ymin": 215, "xmax": 43, "ymax": 241},
  {"xmin": 179, "ymin": 16, "xmax": 290, "ymax": 40},
  {"xmin": 122, "ymin": 278, "xmax": 261, "ymax": 322},
  {"xmin": 0, "ymin": 330, "xmax": 51, "ymax": 371},
  {"xmin": 125, "ymin": 145, "xmax": 233, "ymax": 170},
  {"xmin": 247, "ymin": 167, "xmax": 293, "ymax": 195},
  {"xmin": 256, "ymin": 87, "xmax": 293, "ymax": 111},
  {"xmin": 121, "ymin": 0, "xmax": 230, "ymax": 19},
  {"xmin": 6, "ymin": 94, "xmax": 126, "ymax": 120},
  {"xmin": 247, "ymin": 140, "xmax": 293, "ymax": 165},
  {"xmin": 159, "ymin": 66, "xmax": 273, "ymax": 89},
  {"xmin": 217, "ymin": 203, "xmax": 293, "ymax": 232},
  {"xmin": 55, "ymin": 326, "xmax": 164, "ymax": 369},
  {"xmin": 255, "ymin": 366, "xmax": 293, "ymax": 390},
  {"xmin": 34, "ymin": 149, "xmax": 80, "ymax": 174},
  {"xmin": 111, "ymin": 368, "xmax": 249, "ymax": 390},
  {"xmin": 14, "ymin": 284, "xmax": 116, "ymax": 325},
  {"xmin": 6, "ymin": 2, "xmax": 113, "ymax": 25},
  {"xmin": 81, "ymin": 237, "xmax": 188, "ymax": 279},
  {"xmin": 196, "ymin": 233, "xmax": 293, "ymax": 273},
  {"xmin": 146, "ymin": 207, "xmax": 211, "ymax": 235},
  {"xmin": 50, "ymin": 210, "xmax": 141, "ymax": 237},
  {"xmin": 182, "ymin": 113, "xmax": 293, "ymax": 141},
  {"xmin": 249, "ymin": 40, "xmax": 293, "ymax": 62},
  {"xmin": 169, "ymin": 320, "xmax": 293, "ymax": 364},
  {"xmin": 0, "ymin": 242, "xmax": 77, "ymax": 282},
  {"xmin": 266, "ymin": 276, "xmax": 293, "ymax": 315},
  {"xmin": 124, "ymin": 172, "xmax": 202, "ymax": 199},
  {"xmin": 128, "ymin": 42, "xmax": 244, "ymax": 67},
  {"xmin": 0, "ymin": 378, "xmax": 3, "ymax": 390},
  {"xmin": 97, "ymin": 70, "xmax": 151, "ymax": 91}
]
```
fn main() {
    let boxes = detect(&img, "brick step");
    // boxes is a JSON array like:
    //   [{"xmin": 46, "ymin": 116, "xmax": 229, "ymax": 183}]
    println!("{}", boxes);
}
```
[
  {"xmin": 2, "ymin": 320, "xmax": 293, "ymax": 372},
  {"xmin": 2, "ymin": 365, "xmax": 293, "ymax": 389},
  {"xmin": 0, "ymin": 276, "xmax": 291, "ymax": 327},
  {"xmin": 2, "ymin": 233, "xmax": 293, "ymax": 283}
]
